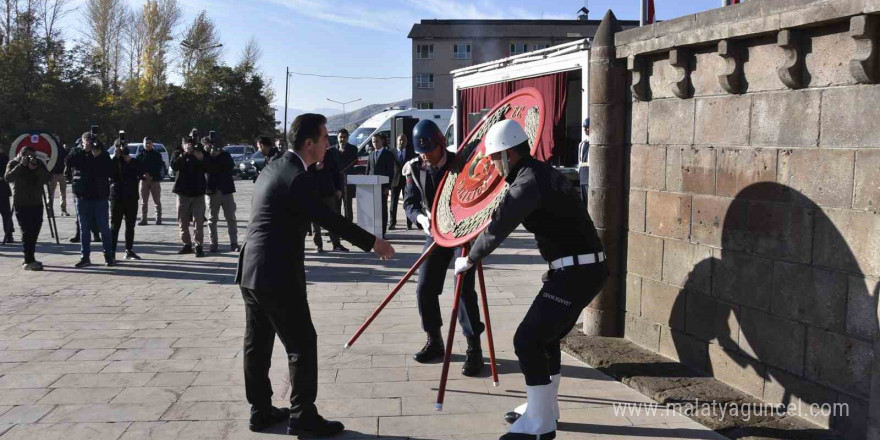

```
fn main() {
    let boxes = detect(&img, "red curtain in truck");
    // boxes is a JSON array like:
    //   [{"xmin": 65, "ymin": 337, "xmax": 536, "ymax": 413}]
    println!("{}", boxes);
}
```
[{"xmin": 456, "ymin": 71, "xmax": 569, "ymax": 162}]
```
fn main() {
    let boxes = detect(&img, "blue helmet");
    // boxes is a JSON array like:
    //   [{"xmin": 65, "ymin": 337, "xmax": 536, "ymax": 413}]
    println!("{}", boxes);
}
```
[
  {"xmin": 412, "ymin": 119, "xmax": 445, "ymax": 154},
  {"xmin": 583, "ymin": 118, "xmax": 590, "ymax": 128}
]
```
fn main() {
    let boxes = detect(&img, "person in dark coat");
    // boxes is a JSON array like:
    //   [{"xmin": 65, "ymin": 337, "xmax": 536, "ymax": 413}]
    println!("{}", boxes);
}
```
[
  {"xmin": 170, "ymin": 137, "xmax": 207, "ymax": 257},
  {"xmin": 334, "ymin": 129, "xmax": 359, "ymax": 222},
  {"xmin": 66, "ymin": 132, "xmax": 115, "ymax": 267},
  {"xmin": 389, "ymin": 133, "xmax": 415, "ymax": 230},
  {"xmin": 204, "ymin": 137, "xmax": 238, "ymax": 253},
  {"xmin": 110, "ymin": 141, "xmax": 142, "ymax": 261},
  {"xmin": 308, "ymin": 145, "xmax": 347, "ymax": 253},
  {"xmin": 235, "ymin": 113, "xmax": 395, "ymax": 437},
  {"xmin": 48, "ymin": 143, "xmax": 70, "ymax": 216},
  {"xmin": 0, "ymin": 144, "xmax": 15, "ymax": 245},
  {"xmin": 366, "ymin": 133, "xmax": 396, "ymax": 238},
  {"xmin": 4, "ymin": 146, "xmax": 50, "ymax": 270},
  {"xmin": 66, "ymin": 138, "xmax": 102, "ymax": 244},
  {"xmin": 137, "ymin": 137, "xmax": 164, "ymax": 225}
]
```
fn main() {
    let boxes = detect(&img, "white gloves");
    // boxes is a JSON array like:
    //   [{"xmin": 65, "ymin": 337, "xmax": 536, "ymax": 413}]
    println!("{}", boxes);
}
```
[
  {"xmin": 416, "ymin": 214, "xmax": 432, "ymax": 237},
  {"xmin": 454, "ymin": 257, "xmax": 474, "ymax": 276}
]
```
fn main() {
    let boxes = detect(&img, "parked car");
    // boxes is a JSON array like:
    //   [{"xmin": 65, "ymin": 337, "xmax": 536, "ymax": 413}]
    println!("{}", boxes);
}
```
[
  {"xmin": 108, "ymin": 142, "xmax": 172, "ymax": 180},
  {"xmin": 239, "ymin": 150, "xmax": 266, "ymax": 180},
  {"xmin": 224, "ymin": 145, "xmax": 256, "ymax": 177}
]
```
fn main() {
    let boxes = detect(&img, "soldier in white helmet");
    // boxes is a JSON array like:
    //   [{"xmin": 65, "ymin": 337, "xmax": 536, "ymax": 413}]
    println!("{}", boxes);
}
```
[{"xmin": 454, "ymin": 120, "xmax": 608, "ymax": 440}]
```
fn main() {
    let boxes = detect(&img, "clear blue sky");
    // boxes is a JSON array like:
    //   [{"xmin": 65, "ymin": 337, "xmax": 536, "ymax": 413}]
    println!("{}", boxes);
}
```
[{"xmin": 67, "ymin": 0, "xmax": 726, "ymax": 114}]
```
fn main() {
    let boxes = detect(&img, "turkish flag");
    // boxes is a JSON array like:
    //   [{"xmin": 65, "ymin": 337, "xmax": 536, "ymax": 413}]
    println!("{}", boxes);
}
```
[{"xmin": 647, "ymin": 0, "xmax": 655, "ymax": 24}]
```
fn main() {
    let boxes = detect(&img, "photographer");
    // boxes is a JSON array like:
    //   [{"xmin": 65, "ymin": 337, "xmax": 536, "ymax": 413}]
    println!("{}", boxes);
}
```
[
  {"xmin": 171, "ymin": 137, "xmax": 207, "ymax": 257},
  {"xmin": 48, "ymin": 142, "xmax": 70, "ymax": 216},
  {"xmin": 110, "ymin": 140, "xmax": 142, "ymax": 261},
  {"xmin": 5, "ymin": 146, "xmax": 51, "ymax": 270},
  {"xmin": 203, "ymin": 136, "xmax": 238, "ymax": 253},
  {"xmin": 67, "ymin": 137, "xmax": 102, "ymax": 244},
  {"xmin": 137, "ymin": 137, "xmax": 164, "ymax": 225},
  {"xmin": 0, "ymin": 144, "xmax": 15, "ymax": 245},
  {"xmin": 67, "ymin": 131, "xmax": 115, "ymax": 267}
]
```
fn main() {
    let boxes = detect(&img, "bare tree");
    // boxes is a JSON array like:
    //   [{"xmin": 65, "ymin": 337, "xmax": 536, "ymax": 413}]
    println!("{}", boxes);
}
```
[
  {"xmin": 124, "ymin": 6, "xmax": 147, "ymax": 81},
  {"xmin": 179, "ymin": 9, "xmax": 220, "ymax": 83},
  {"xmin": 139, "ymin": 0, "xmax": 181, "ymax": 96},
  {"xmin": 38, "ymin": 0, "xmax": 73, "ymax": 71},
  {"xmin": 237, "ymin": 35, "xmax": 262, "ymax": 75},
  {"xmin": 84, "ymin": 0, "xmax": 126, "ymax": 88}
]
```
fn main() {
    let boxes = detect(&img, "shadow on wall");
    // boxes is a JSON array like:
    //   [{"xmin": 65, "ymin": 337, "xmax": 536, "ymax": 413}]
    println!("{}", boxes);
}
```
[{"xmin": 668, "ymin": 182, "xmax": 877, "ymax": 439}]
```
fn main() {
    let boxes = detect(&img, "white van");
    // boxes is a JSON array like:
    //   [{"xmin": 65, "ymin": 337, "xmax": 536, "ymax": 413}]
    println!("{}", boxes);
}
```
[{"xmin": 349, "ymin": 108, "xmax": 453, "ymax": 172}]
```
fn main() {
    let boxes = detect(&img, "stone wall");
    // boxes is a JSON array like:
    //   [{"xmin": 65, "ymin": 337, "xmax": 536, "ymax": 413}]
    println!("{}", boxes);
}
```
[{"xmin": 609, "ymin": 1, "xmax": 880, "ymax": 438}]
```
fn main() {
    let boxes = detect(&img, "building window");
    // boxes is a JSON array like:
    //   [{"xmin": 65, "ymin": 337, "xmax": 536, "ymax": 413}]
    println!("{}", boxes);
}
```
[
  {"xmin": 531, "ymin": 43, "xmax": 548, "ymax": 51},
  {"xmin": 416, "ymin": 44, "xmax": 434, "ymax": 59},
  {"xmin": 510, "ymin": 43, "xmax": 528, "ymax": 56},
  {"xmin": 418, "ymin": 102, "xmax": 434, "ymax": 109},
  {"xmin": 416, "ymin": 74, "xmax": 434, "ymax": 89},
  {"xmin": 453, "ymin": 44, "xmax": 471, "ymax": 60}
]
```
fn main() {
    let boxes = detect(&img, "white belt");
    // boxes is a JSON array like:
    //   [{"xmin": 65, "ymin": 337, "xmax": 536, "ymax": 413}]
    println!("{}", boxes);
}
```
[
  {"xmin": 578, "ymin": 162, "xmax": 589, "ymax": 168},
  {"xmin": 549, "ymin": 252, "xmax": 605, "ymax": 270}
]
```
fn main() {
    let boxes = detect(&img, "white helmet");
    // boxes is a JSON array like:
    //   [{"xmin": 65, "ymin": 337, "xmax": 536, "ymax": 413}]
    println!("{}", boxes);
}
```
[{"xmin": 484, "ymin": 120, "xmax": 529, "ymax": 155}]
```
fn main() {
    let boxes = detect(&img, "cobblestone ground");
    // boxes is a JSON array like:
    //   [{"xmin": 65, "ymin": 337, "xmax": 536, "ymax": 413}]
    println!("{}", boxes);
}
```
[{"xmin": 0, "ymin": 180, "xmax": 724, "ymax": 439}]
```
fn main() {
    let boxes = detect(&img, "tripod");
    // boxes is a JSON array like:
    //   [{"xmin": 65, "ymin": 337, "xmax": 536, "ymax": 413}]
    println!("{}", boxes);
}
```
[{"xmin": 41, "ymin": 184, "xmax": 60, "ymax": 244}]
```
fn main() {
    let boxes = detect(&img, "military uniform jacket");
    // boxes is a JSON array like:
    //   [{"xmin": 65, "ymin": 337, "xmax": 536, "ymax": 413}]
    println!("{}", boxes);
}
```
[
  {"xmin": 469, "ymin": 156, "xmax": 604, "ymax": 264},
  {"xmin": 577, "ymin": 138, "xmax": 590, "ymax": 186},
  {"xmin": 403, "ymin": 150, "xmax": 458, "ymax": 225}
]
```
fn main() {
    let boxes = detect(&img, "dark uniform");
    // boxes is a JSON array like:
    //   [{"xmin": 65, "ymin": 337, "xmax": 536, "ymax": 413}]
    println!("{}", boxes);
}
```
[
  {"xmin": 0, "ymin": 151, "xmax": 15, "ymax": 244},
  {"xmin": 577, "ymin": 137, "xmax": 589, "ymax": 203},
  {"xmin": 404, "ymin": 152, "xmax": 485, "ymax": 347},
  {"xmin": 109, "ymin": 152, "xmax": 142, "ymax": 256},
  {"xmin": 467, "ymin": 156, "xmax": 607, "ymax": 386}
]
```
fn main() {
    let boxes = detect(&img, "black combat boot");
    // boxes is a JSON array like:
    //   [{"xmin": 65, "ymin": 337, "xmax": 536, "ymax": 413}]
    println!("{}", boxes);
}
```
[
  {"xmin": 413, "ymin": 329, "xmax": 445, "ymax": 363},
  {"xmin": 461, "ymin": 335, "xmax": 484, "ymax": 377}
]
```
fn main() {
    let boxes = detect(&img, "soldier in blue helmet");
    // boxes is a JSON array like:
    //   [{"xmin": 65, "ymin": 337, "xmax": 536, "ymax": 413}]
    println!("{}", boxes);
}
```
[{"xmin": 403, "ymin": 119, "xmax": 485, "ymax": 377}]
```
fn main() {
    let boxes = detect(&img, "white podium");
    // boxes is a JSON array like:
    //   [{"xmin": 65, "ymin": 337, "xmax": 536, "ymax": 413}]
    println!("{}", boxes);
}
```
[{"xmin": 347, "ymin": 175, "xmax": 389, "ymax": 239}]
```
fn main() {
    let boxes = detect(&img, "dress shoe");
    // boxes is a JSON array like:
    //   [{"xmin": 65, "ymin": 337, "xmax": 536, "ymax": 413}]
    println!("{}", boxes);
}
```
[
  {"xmin": 230, "ymin": 244, "xmax": 241, "ymax": 252},
  {"xmin": 177, "ymin": 244, "xmax": 193, "ymax": 254},
  {"xmin": 195, "ymin": 246, "xmax": 205, "ymax": 257},
  {"xmin": 413, "ymin": 331, "xmax": 445, "ymax": 363},
  {"xmin": 316, "ymin": 246, "xmax": 325, "ymax": 253},
  {"xmin": 155, "ymin": 219, "xmax": 163, "ymax": 225},
  {"xmin": 332, "ymin": 244, "xmax": 349, "ymax": 253},
  {"xmin": 138, "ymin": 220, "xmax": 148, "ymax": 226},
  {"xmin": 287, "ymin": 414, "xmax": 345, "ymax": 437},
  {"xmin": 124, "ymin": 250, "xmax": 141, "ymax": 260},
  {"xmin": 23, "ymin": 261, "xmax": 43, "ymax": 271},
  {"xmin": 74, "ymin": 258, "xmax": 91, "ymax": 268},
  {"xmin": 104, "ymin": 257, "xmax": 116, "ymax": 267},
  {"xmin": 2, "ymin": 235, "xmax": 12, "ymax": 245},
  {"xmin": 248, "ymin": 405, "xmax": 290, "ymax": 432},
  {"xmin": 69, "ymin": 235, "xmax": 80, "ymax": 243},
  {"xmin": 389, "ymin": 223, "xmax": 397, "ymax": 230},
  {"xmin": 461, "ymin": 336, "xmax": 484, "ymax": 377},
  {"xmin": 209, "ymin": 244, "xmax": 219, "ymax": 253},
  {"xmin": 93, "ymin": 234, "xmax": 102, "ymax": 242}
]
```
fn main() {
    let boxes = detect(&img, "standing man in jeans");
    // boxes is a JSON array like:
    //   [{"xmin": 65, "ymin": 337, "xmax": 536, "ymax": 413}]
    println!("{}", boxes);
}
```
[
  {"xmin": 137, "ymin": 137, "xmax": 164, "ymax": 225},
  {"xmin": 204, "ymin": 138, "xmax": 239, "ymax": 253},
  {"xmin": 171, "ymin": 137, "xmax": 207, "ymax": 257},
  {"xmin": 48, "ymin": 142, "xmax": 70, "ymax": 216},
  {"xmin": 0, "ymin": 144, "xmax": 15, "ymax": 245},
  {"xmin": 4, "ymin": 146, "xmax": 50, "ymax": 270},
  {"xmin": 67, "ymin": 131, "xmax": 115, "ymax": 267}
]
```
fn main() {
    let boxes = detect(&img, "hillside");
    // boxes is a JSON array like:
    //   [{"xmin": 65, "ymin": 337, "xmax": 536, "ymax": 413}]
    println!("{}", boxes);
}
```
[{"xmin": 326, "ymin": 99, "xmax": 412, "ymax": 132}]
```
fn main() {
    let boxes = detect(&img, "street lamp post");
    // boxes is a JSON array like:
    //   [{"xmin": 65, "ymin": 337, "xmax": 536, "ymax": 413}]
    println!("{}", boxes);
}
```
[
  {"xmin": 284, "ymin": 67, "xmax": 290, "ymax": 145},
  {"xmin": 327, "ymin": 98, "xmax": 362, "ymax": 130}
]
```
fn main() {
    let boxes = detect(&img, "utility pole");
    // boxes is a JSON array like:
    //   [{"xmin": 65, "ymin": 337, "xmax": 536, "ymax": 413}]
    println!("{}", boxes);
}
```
[
  {"xmin": 327, "ymin": 98, "xmax": 362, "ymax": 130},
  {"xmin": 283, "ymin": 66, "xmax": 289, "ymax": 145}
]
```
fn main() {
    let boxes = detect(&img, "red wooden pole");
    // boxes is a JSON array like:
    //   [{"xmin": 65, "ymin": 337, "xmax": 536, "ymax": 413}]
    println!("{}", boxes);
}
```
[
  {"xmin": 435, "ymin": 246, "xmax": 468, "ymax": 411},
  {"xmin": 345, "ymin": 242, "xmax": 439, "ymax": 349},
  {"xmin": 476, "ymin": 263, "xmax": 499, "ymax": 386}
]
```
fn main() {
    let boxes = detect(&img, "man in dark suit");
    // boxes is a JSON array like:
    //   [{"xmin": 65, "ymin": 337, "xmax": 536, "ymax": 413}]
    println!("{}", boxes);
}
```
[
  {"xmin": 366, "ymin": 133, "xmax": 396, "ymax": 238},
  {"xmin": 308, "ymin": 145, "xmax": 348, "ymax": 252},
  {"xmin": 236, "ymin": 113, "xmax": 395, "ymax": 437},
  {"xmin": 334, "ymin": 129, "xmax": 359, "ymax": 222}
]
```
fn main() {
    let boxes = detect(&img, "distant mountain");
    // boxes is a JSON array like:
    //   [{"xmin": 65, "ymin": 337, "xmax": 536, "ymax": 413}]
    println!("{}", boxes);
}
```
[
  {"xmin": 274, "ymin": 107, "xmax": 341, "ymax": 130},
  {"xmin": 326, "ymin": 99, "xmax": 412, "ymax": 132}
]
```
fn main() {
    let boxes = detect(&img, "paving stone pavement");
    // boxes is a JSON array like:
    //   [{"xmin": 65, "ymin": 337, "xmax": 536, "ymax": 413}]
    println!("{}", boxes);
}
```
[{"xmin": 0, "ymin": 180, "xmax": 726, "ymax": 439}]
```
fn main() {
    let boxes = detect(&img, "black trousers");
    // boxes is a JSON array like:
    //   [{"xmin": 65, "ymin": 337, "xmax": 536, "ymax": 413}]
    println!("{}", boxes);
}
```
[
  {"xmin": 111, "ymin": 198, "xmax": 138, "ymax": 252},
  {"xmin": 343, "ymin": 184, "xmax": 355, "ymax": 222},
  {"xmin": 580, "ymin": 184, "xmax": 589, "ymax": 205},
  {"xmin": 381, "ymin": 188, "xmax": 389, "ymax": 237},
  {"xmin": 417, "ymin": 238, "xmax": 484, "ymax": 338},
  {"xmin": 14, "ymin": 205, "xmax": 42, "ymax": 263},
  {"xmin": 242, "ymin": 286, "xmax": 318, "ymax": 420},
  {"xmin": 389, "ymin": 185, "xmax": 411, "ymax": 228},
  {"xmin": 312, "ymin": 196, "xmax": 340, "ymax": 248},
  {"xmin": 515, "ymin": 262, "xmax": 608, "ymax": 386},
  {"xmin": 0, "ymin": 195, "xmax": 14, "ymax": 239}
]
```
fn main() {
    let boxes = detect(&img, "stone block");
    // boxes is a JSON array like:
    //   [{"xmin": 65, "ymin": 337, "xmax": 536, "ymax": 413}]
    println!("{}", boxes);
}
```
[
  {"xmin": 772, "ymin": 261, "xmax": 848, "ymax": 332},
  {"xmin": 648, "ymin": 99, "xmax": 695, "ymax": 145},
  {"xmin": 707, "ymin": 344, "xmax": 766, "ymax": 398},
  {"xmin": 685, "ymin": 291, "xmax": 740, "ymax": 351},
  {"xmin": 659, "ymin": 326, "xmax": 708, "ymax": 373},
  {"xmin": 712, "ymin": 249, "xmax": 773, "ymax": 311},
  {"xmin": 666, "ymin": 145, "xmax": 716, "ymax": 195},
  {"xmin": 821, "ymin": 86, "xmax": 880, "ymax": 148},
  {"xmin": 805, "ymin": 24, "xmax": 858, "ymax": 88},
  {"xmin": 694, "ymin": 0, "xmax": 764, "ymax": 28},
  {"xmin": 691, "ymin": 49, "xmax": 727, "ymax": 97},
  {"xmin": 715, "ymin": 148, "xmax": 779, "ymax": 198},
  {"xmin": 625, "ymin": 312, "xmax": 661, "ymax": 352},
  {"xmin": 630, "ymin": 101, "xmax": 648, "ymax": 145},
  {"xmin": 725, "ymin": 200, "xmax": 814, "ymax": 263},
  {"xmin": 750, "ymin": 90, "xmax": 821, "ymax": 147},
  {"xmin": 589, "ymin": 103, "xmax": 626, "ymax": 146},
  {"xmin": 652, "ymin": 14, "xmax": 696, "ymax": 39},
  {"xmin": 625, "ymin": 274, "xmax": 642, "ymax": 316},
  {"xmin": 777, "ymin": 149, "xmax": 855, "ymax": 209},
  {"xmin": 805, "ymin": 328, "xmax": 873, "ymax": 398},
  {"xmin": 695, "ymin": 96, "xmax": 751, "ymax": 146},
  {"xmin": 813, "ymin": 208, "xmax": 880, "ymax": 277},
  {"xmin": 640, "ymin": 278, "xmax": 684, "ymax": 330},
  {"xmin": 648, "ymin": 54, "xmax": 682, "ymax": 100},
  {"xmin": 738, "ymin": 307, "xmax": 806, "ymax": 375},
  {"xmin": 846, "ymin": 275, "xmax": 878, "ymax": 340},
  {"xmin": 627, "ymin": 232, "xmax": 664, "ymax": 280},
  {"xmin": 588, "ymin": 187, "xmax": 623, "ymax": 231},
  {"xmin": 628, "ymin": 190, "xmax": 646, "ymax": 233},
  {"xmin": 691, "ymin": 195, "xmax": 738, "ymax": 247},
  {"xmin": 645, "ymin": 191, "xmax": 692, "ymax": 240},
  {"xmin": 662, "ymin": 239, "xmax": 712, "ymax": 293},
  {"xmin": 763, "ymin": 368, "xmax": 838, "ymax": 428},
  {"xmin": 778, "ymin": 0, "xmax": 863, "ymax": 28},
  {"xmin": 630, "ymin": 145, "xmax": 666, "ymax": 190},
  {"xmin": 854, "ymin": 150, "xmax": 880, "ymax": 213},
  {"xmin": 742, "ymin": 38, "xmax": 787, "ymax": 92}
]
